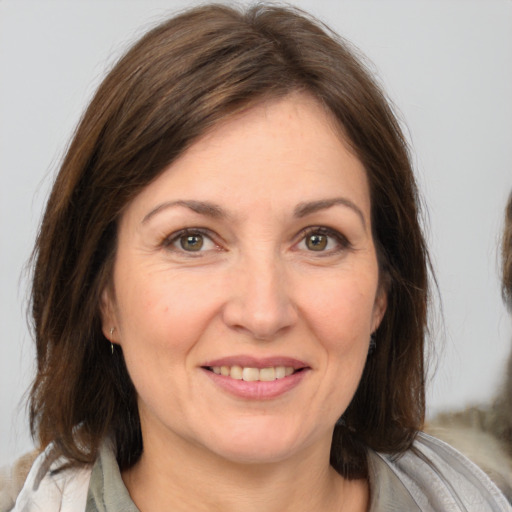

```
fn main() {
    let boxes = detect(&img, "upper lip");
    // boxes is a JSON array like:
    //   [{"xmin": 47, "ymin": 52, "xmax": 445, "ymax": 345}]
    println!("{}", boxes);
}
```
[{"xmin": 202, "ymin": 356, "xmax": 309, "ymax": 370}]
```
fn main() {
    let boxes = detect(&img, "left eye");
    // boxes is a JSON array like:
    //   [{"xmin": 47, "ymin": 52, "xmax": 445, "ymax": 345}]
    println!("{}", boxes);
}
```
[
  {"xmin": 297, "ymin": 228, "xmax": 348, "ymax": 253},
  {"xmin": 305, "ymin": 233, "xmax": 329, "ymax": 251}
]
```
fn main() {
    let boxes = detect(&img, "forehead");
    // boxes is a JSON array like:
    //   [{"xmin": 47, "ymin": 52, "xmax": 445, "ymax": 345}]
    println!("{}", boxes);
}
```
[
  {"xmin": 194, "ymin": 92, "xmax": 351, "ymax": 161},
  {"xmin": 123, "ymin": 92, "xmax": 370, "ymax": 223}
]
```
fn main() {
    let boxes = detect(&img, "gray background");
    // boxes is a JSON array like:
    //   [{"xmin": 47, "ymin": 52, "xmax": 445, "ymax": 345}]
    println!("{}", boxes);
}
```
[{"xmin": 1, "ymin": 0, "xmax": 511, "ymax": 462}]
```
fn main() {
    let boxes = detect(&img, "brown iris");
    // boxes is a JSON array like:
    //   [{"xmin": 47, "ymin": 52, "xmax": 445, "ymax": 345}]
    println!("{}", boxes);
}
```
[
  {"xmin": 180, "ymin": 234, "xmax": 204, "ymax": 251},
  {"xmin": 306, "ymin": 234, "xmax": 327, "ymax": 251}
]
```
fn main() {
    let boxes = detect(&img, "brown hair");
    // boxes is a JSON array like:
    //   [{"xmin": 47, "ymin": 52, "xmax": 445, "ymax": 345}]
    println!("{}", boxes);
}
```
[
  {"xmin": 29, "ymin": 3, "xmax": 430, "ymax": 478},
  {"xmin": 503, "ymin": 192, "xmax": 512, "ymax": 309}
]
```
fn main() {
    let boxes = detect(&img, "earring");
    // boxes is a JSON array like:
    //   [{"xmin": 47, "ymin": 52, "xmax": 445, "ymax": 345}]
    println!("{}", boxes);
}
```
[
  {"xmin": 368, "ymin": 333, "xmax": 376, "ymax": 355},
  {"xmin": 109, "ymin": 327, "xmax": 115, "ymax": 354}
]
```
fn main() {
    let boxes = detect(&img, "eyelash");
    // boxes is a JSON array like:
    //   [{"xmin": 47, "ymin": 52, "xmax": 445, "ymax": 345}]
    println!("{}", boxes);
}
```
[{"xmin": 162, "ymin": 226, "xmax": 351, "ymax": 256}]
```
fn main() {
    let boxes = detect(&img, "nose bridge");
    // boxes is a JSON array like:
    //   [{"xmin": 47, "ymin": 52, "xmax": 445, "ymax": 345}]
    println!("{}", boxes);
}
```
[{"xmin": 223, "ymin": 247, "xmax": 297, "ymax": 340}]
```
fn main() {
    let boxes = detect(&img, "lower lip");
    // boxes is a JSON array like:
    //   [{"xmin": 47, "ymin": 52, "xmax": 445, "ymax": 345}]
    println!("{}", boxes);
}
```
[{"xmin": 202, "ymin": 368, "xmax": 309, "ymax": 400}]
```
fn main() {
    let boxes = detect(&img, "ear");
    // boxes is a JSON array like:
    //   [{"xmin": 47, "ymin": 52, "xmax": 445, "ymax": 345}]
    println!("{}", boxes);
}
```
[
  {"xmin": 371, "ymin": 285, "xmax": 387, "ymax": 333},
  {"xmin": 100, "ymin": 286, "xmax": 118, "ymax": 342}
]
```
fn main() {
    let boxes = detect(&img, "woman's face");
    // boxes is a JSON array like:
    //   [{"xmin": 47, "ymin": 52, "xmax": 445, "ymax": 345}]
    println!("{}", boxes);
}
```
[{"xmin": 102, "ymin": 93, "xmax": 386, "ymax": 466}]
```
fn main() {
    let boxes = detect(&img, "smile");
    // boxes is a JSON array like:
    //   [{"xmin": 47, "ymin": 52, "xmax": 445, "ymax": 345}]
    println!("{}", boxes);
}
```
[
  {"xmin": 208, "ymin": 365, "xmax": 296, "ymax": 381},
  {"xmin": 201, "ymin": 357, "xmax": 310, "ymax": 399}
]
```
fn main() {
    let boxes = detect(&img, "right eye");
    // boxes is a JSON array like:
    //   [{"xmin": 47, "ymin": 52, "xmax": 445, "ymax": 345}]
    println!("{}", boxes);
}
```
[
  {"xmin": 179, "ymin": 233, "xmax": 205, "ymax": 251},
  {"xmin": 164, "ymin": 229, "xmax": 218, "ymax": 254}
]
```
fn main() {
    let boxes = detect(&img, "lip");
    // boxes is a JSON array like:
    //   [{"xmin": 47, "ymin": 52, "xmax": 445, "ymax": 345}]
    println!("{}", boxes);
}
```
[
  {"xmin": 200, "ymin": 355, "xmax": 311, "ymax": 400},
  {"xmin": 202, "ymin": 367, "xmax": 309, "ymax": 400},
  {"xmin": 202, "ymin": 355, "xmax": 308, "ymax": 369}
]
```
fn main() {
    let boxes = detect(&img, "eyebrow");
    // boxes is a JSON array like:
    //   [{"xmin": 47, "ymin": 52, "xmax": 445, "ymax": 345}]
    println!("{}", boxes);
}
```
[
  {"xmin": 142, "ymin": 200, "xmax": 227, "ymax": 224},
  {"xmin": 294, "ymin": 198, "xmax": 366, "ymax": 228},
  {"xmin": 142, "ymin": 197, "xmax": 366, "ymax": 228}
]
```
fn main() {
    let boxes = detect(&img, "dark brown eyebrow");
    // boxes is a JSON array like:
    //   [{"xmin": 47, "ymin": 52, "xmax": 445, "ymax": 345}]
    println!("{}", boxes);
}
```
[
  {"xmin": 142, "ymin": 200, "xmax": 227, "ymax": 224},
  {"xmin": 142, "ymin": 197, "xmax": 366, "ymax": 227},
  {"xmin": 294, "ymin": 198, "xmax": 366, "ymax": 228}
]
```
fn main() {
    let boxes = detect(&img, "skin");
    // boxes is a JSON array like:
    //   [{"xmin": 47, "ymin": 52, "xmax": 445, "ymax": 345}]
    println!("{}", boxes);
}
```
[{"xmin": 102, "ymin": 92, "xmax": 387, "ymax": 512}]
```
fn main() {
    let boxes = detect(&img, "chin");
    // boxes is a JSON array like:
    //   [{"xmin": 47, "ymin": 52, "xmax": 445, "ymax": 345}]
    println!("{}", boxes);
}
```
[
  {"xmin": 199, "ymin": 420, "xmax": 315, "ymax": 465},
  {"xmin": 212, "ymin": 441, "xmax": 299, "ymax": 465}
]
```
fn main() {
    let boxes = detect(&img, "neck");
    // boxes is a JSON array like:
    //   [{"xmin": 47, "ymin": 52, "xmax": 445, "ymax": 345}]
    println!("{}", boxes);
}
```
[{"xmin": 122, "ymin": 431, "xmax": 368, "ymax": 512}]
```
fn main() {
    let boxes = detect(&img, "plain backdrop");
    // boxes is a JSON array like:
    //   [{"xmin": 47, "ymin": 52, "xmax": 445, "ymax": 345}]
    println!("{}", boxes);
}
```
[{"xmin": 1, "ymin": 0, "xmax": 511, "ymax": 462}]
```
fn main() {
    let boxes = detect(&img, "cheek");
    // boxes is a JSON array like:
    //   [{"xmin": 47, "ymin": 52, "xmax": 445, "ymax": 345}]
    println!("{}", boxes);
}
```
[
  {"xmin": 303, "ymin": 275, "xmax": 378, "ymax": 345},
  {"xmin": 308, "ymin": 278, "xmax": 376, "ymax": 402},
  {"xmin": 115, "ymin": 269, "xmax": 223, "ymax": 354},
  {"xmin": 114, "ymin": 278, "xmax": 205, "ymax": 398}
]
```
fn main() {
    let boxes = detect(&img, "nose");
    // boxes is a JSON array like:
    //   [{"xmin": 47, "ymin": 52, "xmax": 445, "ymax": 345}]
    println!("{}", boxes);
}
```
[{"xmin": 221, "ymin": 253, "xmax": 298, "ymax": 341}]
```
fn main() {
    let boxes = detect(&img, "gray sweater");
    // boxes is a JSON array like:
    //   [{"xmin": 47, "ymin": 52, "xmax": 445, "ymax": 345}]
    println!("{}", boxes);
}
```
[{"xmin": 2, "ymin": 433, "xmax": 511, "ymax": 511}]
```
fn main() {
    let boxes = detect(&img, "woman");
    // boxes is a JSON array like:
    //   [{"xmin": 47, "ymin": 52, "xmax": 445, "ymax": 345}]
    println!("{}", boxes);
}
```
[{"xmin": 2, "ymin": 4, "xmax": 509, "ymax": 511}]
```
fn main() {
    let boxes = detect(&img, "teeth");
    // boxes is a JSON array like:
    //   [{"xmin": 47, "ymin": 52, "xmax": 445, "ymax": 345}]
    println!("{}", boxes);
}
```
[
  {"xmin": 275, "ymin": 366, "xmax": 286, "ymax": 379},
  {"xmin": 210, "ymin": 365, "xmax": 296, "ymax": 381},
  {"xmin": 259, "ymin": 367, "xmax": 275, "ymax": 381},
  {"xmin": 231, "ymin": 365, "xmax": 243, "ymax": 380},
  {"xmin": 242, "ymin": 367, "xmax": 260, "ymax": 382}
]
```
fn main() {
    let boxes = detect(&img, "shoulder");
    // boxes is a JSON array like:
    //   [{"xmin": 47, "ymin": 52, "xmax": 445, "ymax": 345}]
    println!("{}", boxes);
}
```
[
  {"xmin": 426, "ymin": 411, "xmax": 512, "ymax": 501},
  {"xmin": 0, "ymin": 451, "xmax": 38, "ymax": 512},
  {"xmin": 368, "ymin": 432, "xmax": 512, "ymax": 511},
  {"xmin": 0, "ymin": 446, "xmax": 92, "ymax": 512}
]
